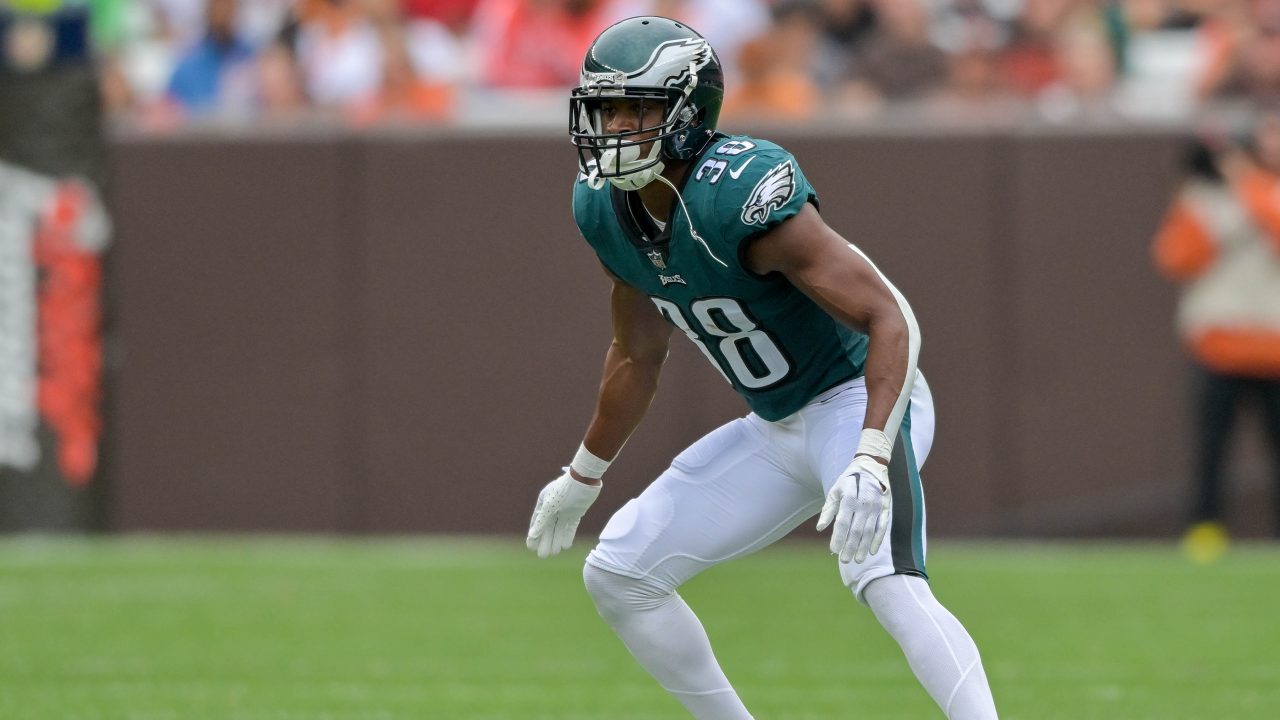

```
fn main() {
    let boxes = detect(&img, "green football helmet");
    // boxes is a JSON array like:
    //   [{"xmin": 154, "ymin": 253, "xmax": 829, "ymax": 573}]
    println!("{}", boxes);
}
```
[{"xmin": 570, "ymin": 16, "xmax": 724, "ymax": 191}]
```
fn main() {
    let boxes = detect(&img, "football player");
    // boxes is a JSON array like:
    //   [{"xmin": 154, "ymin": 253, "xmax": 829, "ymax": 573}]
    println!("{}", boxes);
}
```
[{"xmin": 526, "ymin": 16, "xmax": 999, "ymax": 720}]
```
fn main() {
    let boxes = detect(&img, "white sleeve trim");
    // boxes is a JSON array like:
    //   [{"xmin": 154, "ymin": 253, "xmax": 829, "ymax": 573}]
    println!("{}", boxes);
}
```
[{"xmin": 845, "ymin": 243, "xmax": 921, "ymax": 447}]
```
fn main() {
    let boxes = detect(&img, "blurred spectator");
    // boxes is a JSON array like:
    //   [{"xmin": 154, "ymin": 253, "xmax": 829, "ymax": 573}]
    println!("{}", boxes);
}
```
[
  {"xmin": 294, "ymin": 0, "xmax": 385, "ymax": 106},
  {"xmin": 110, "ymin": 1, "xmax": 183, "ymax": 110},
  {"xmin": 403, "ymin": 10, "xmax": 464, "ymax": 84},
  {"xmin": 819, "ymin": 0, "xmax": 878, "ymax": 51},
  {"xmin": 142, "ymin": 0, "xmax": 291, "ymax": 50},
  {"xmin": 1191, "ymin": 0, "xmax": 1251, "ymax": 98},
  {"xmin": 401, "ymin": 0, "xmax": 482, "ymax": 29},
  {"xmin": 153, "ymin": 0, "xmax": 210, "ymax": 51},
  {"xmin": 166, "ymin": 0, "xmax": 257, "ymax": 114},
  {"xmin": 837, "ymin": 0, "xmax": 946, "ymax": 107},
  {"xmin": 811, "ymin": 0, "xmax": 878, "ymax": 89},
  {"xmin": 239, "ymin": 0, "xmax": 298, "ymax": 47},
  {"xmin": 1056, "ymin": 8, "xmax": 1116, "ymax": 97},
  {"xmin": 1152, "ymin": 118, "xmax": 1280, "ymax": 561},
  {"xmin": 257, "ymin": 40, "xmax": 309, "ymax": 115},
  {"xmin": 944, "ymin": 46, "xmax": 1006, "ymax": 102},
  {"xmin": 611, "ymin": 0, "xmax": 771, "ymax": 84},
  {"xmin": 929, "ymin": 0, "xmax": 1016, "ymax": 56},
  {"xmin": 722, "ymin": 0, "xmax": 822, "ymax": 120},
  {"xmin": 95, "ymin": 0, "xmax": 1280, "ymax": 125},
  {"xmin": 1002, "ymin": 0, "xmax": 1073, "ymax": 97},
  {"xmin": 471, "ymin": 0, "xmax": 624, "ymax": 88},
  {"xmin": 1109, "ymin": 0, "xmax": 1217, "ymax": 118},
  {"xmin": 348, "ymin": 0, "xmax": 458, "ymax": 121},
  {"xmin": 1210, "ymin": 0, "xmax": 1280, "ymax": 101},
  {"xmin": 1034, "ymin": 5, "xmax": 1117, "ymax": 121},
  {"xmin": 928, "ymin": 0, "xmax": 1018, "ymax": 113}
]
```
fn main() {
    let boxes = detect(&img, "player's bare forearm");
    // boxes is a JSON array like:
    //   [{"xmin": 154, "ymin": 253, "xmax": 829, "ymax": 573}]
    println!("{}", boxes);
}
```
[
  {"xmin": 579, "ymin": 342, "xmax": 664, "ymax": 471},
  {"xmin": 572, "ymin": 274, "xmax": 674, "ymax": 484},
  {"xmin": 744, "ymin": 203, "xmax": 911, "ymax": 439},
  {"xmin": 857, "ymin": 312, "xmax": 910, "ymax": 436}
]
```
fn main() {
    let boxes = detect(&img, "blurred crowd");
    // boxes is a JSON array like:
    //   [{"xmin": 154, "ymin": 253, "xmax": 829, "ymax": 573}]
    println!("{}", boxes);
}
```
[{"xmin": 14, "ymin": 0, "xmax": 1280, "ymax": 125}]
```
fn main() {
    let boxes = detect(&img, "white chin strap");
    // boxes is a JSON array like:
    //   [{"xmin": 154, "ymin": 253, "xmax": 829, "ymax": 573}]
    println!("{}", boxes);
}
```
[{"xmin": 587, "ymin": 142, "xmax": 665, "ymax": 191}]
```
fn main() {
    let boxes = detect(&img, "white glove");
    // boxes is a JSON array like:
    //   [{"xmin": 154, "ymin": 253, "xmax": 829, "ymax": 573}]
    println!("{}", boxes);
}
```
[
  {"xmin": 526, "ymin": 471, "xmax": 602, "ymax": 558},
  {"xmin": 816, "ymin": 452, "xmax": 891, "ymax": 564}
]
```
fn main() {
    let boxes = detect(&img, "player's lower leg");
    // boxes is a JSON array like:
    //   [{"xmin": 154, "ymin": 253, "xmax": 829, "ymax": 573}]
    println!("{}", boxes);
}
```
[
  {"xmin": 865, "ymin": 574, "xmax": 998, "ymax": 720},
  {"xmin": 583, "ymin": 564, "xmax": 753, "ymax": 720}
]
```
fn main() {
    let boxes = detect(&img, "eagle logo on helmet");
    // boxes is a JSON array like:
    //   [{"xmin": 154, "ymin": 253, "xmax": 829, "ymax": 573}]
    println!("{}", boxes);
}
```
[
  {"xmin": 626, "ymin": 38, "xmax": 712, "ymax": 88},
  {"xmin": 583, "ymin": 37, "xmax": 711, "ymax": 89},
  {"xmin": 741, "ymin": 161, "xmax": 796, "ymax": 225}
]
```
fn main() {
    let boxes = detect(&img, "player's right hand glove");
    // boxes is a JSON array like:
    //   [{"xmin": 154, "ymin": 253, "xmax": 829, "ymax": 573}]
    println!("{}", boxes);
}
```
[
  {"xmin": 526, "ymin": 471, "xmax": 601, "ymax": 559},
  {"xmin": 816, "ymin": 430, "xmax": 893, "ymax": 564}
]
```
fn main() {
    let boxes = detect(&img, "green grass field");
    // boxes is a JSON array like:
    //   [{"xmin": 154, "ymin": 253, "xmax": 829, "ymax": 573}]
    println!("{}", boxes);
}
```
[{"xmin": 0, "ymin": 538, "xmax": 1276, "ymax": 719}]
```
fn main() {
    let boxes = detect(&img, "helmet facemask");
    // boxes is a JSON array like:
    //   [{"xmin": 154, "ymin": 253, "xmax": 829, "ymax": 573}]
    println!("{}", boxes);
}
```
[{"xmin": 571, "ymin": 74, "xmax": 700, "ymax": 191}]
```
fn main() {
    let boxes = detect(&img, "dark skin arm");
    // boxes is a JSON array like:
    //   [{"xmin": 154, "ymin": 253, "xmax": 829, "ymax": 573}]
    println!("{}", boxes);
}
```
[
  {"xmin": 745, "ymin": 203, "xmax": 911, "ymax": 463},
  {"xmin": 569, "ymin": 270, "xmax": 675, "ymax": 486}
]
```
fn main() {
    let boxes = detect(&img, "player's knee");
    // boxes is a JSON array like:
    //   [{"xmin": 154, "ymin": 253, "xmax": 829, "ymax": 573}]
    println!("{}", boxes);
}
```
[
  {"xmin": 583, "ymin": 563, "xmax": 674, "ymax": 624},
  {"xmin": 864, "ymin": 574, "xmax": 924, "ymax": 634},
  {"xmin": 582, "ymin": 563, "xmax": 633, "ymax": 625},
  {"xmin": 865, "ymin": 574, "xmax": 961, "ymax": 644}
]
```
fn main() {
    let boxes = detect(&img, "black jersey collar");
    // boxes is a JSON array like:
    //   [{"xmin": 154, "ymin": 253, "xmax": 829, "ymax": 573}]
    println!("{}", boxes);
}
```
[{"xmin": 608, "ymin": 132, "xmax": 727, "ymax": 251}]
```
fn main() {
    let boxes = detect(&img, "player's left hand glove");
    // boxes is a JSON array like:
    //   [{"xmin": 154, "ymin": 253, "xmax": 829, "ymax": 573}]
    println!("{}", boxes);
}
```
[
  {"xmin": 816, "ymin": 429, "xmax": 893, "ymax": 564},
  {"xmin": 526, "ymin": 471, "xmax": 601, "ymax": 559}
]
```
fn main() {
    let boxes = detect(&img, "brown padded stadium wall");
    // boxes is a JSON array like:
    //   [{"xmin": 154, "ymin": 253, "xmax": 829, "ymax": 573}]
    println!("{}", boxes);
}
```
[{"xmin": 101, "ymin": 126, "xmax": 1275, "ymax": 537}]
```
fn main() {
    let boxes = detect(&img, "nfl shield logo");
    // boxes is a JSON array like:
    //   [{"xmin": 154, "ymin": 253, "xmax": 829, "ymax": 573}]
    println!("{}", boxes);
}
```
[{"xmin": 647, "ymin": 249, "xmax": 666, "ymax": 270}]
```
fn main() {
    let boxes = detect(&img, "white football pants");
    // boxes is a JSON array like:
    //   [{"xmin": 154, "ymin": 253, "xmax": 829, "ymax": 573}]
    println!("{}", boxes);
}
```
[{"xmin": 584, "ymin": 374, "xmax": 998, "ymax": 719}]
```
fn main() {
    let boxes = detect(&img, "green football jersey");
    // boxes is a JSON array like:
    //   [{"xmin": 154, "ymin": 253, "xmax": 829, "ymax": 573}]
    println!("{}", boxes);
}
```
[{"xmin": 573, "ymin": 133, "xmax": 869, "ymax": 422}]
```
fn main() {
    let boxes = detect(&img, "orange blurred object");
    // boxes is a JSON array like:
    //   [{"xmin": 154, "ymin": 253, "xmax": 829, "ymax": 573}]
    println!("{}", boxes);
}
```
[
  {"xmin": 348, "ymin": 81, "xmax": 455, "ymax": 124},
  {"xmin": 722, "ymin": 36, "xmax": 820, "ymax": 121},
  {"xmin": 1153, "ymin": 199, "xmax": 1218, "ymax": 281},
  {"xmin": 35, "ymin": 183, "xmax": 104, "ymax": 487},
  {"xmin": 1190, "ymin": 328, "xmax": 1280, "ymax": 377}
]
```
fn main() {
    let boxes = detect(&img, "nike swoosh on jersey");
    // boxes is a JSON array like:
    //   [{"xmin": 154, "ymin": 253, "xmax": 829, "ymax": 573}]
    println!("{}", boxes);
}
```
[{"xmin": 728, "ymin": 155, "xmax": 756, "ymax": 179}]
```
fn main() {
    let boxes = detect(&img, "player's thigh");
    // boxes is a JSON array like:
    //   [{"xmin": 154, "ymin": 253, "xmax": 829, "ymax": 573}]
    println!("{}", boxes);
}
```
[
  {"xmin": 807, "ymin": 372, "xmax": 935, "ymax": 486},
  {"xmin": 807, "ymin": 373, "xmax": 936, "ymax": 601},
  {"xmin": 587, "ymin": 416, "xmax": 822, "ymax": 593},
  {"xmin": 906, "ymin": 371, "xmax": 935, "ymax": 466}
]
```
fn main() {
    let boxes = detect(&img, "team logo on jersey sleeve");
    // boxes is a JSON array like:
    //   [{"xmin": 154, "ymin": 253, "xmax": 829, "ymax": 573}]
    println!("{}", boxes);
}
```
[{"xmin": 740, "ymin": 160, "xmax": 796, "ymax": 226}]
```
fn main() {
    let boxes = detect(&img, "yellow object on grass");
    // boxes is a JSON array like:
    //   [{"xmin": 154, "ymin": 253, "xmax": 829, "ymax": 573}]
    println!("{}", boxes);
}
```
[{"xmin": 1182, "ymin": 520, "xmax": 1230, "ymax": 563}]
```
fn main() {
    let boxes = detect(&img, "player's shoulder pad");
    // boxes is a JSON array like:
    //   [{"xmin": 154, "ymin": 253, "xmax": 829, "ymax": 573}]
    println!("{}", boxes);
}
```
[{"xmin": 696, "ymin": 136, "xmax": 816, "ymax": 247}]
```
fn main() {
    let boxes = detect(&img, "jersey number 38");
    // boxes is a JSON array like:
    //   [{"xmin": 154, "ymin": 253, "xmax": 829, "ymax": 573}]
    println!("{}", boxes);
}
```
[{"xmin": 652, "ymin": 297, "xmax": 791, "ymax": 389}]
